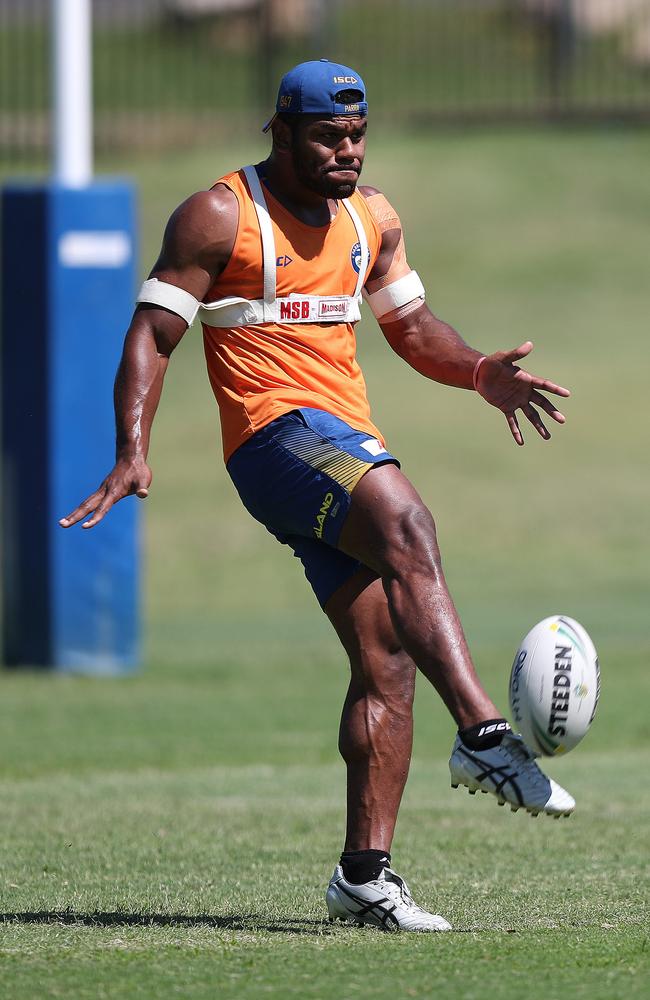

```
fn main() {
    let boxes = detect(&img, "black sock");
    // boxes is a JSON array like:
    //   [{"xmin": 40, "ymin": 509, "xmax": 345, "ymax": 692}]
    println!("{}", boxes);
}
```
[
  {"xmin": 340, "ymin": 849, "xmax": 391, "ymax": 885},
  {"xmin": 459, "ymin": 718, "xmax": 511, "ymax": 751}
]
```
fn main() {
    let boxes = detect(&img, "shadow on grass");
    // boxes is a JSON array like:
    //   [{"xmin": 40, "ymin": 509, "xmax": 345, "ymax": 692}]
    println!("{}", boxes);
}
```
[{"xmin": 0, "ymin": 911, "xmax": 336, "ymax": 935}]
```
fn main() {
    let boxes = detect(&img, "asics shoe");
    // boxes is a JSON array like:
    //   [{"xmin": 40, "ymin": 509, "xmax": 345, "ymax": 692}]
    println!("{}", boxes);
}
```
[
  {"xmin": 326, "ymin": 864, "xmax": 451, "ymax": 932},
  {"xmin": 449, "ymin": 731, "xmax": 575, "ymax": 817}
]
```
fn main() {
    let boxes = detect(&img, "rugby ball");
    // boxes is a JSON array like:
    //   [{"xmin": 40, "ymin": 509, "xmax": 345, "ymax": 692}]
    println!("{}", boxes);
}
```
[{"xmin": 508, "ymin": 615, "xmax": 600, "ymax": 756}]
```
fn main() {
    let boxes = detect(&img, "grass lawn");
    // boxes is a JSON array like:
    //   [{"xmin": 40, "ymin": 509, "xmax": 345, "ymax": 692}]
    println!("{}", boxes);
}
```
[{"xmin": 1, "ymin": 127, "xmax": 649, "ymax": 997}]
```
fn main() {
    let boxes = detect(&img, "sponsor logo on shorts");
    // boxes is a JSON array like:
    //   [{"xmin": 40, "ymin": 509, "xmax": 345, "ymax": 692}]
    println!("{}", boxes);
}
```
[
  {"xmin": 361, "ymin": 438, "xmax": 387, "ymax": 457},
  {"xmin": 314, "ymin": 491, "xmax": 334, "ymax": 539}
]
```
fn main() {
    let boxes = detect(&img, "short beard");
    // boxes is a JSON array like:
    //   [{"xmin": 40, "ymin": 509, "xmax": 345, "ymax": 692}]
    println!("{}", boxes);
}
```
[{"xmin": 291, "ymin": 147, "xmax": 360, "ymax": 200}]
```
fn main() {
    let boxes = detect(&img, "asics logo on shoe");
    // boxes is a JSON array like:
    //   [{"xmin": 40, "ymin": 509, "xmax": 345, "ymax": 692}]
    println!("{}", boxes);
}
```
[
  {"xmin": 457, "ymin": 747, "xmax": 524, "ymax": 805},
  {"xmin": 338, "ymin": 884, "xmax": 400, "ymax": 931},
  {"xmin": 477, "ymin": 721, "xmax": 511, "ymax": 738}
]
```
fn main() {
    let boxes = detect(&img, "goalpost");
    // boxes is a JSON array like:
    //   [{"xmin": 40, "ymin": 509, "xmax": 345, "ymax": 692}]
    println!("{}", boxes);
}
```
[
  {"xmin": 53, "ymin": 0, "xmax": 92, "ymax": 187},
  {"xmin": 1, "ymin": 0, "xmax": 140, "ymax": 673}
]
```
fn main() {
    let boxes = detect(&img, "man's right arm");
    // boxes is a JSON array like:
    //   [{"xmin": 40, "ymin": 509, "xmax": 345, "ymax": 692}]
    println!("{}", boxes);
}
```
[{"xmin": 59, "ymin": 184, "xmax": 238, "ymax": 529}]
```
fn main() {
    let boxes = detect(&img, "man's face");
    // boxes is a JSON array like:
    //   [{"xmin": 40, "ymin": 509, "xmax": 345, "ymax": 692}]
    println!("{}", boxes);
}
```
[{"xmin": 290, "ymin": 116, "xmax": 367, "ymax": 199}]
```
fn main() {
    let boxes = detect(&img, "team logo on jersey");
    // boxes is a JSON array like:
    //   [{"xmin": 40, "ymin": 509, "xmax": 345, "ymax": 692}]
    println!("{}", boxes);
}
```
[
  {"xmin": 276, "ymin": 255, "xmax": 293, "ymax": 267},
  {"xmin": 351, "ymin": 242, "xmax": 370, "ymax": 274}
]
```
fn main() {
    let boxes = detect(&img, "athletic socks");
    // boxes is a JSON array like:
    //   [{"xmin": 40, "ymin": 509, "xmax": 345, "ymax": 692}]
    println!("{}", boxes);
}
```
[
  {"xmin": 339, "ymin": 721, "xmax": 511, "ymax": 885},
  {"xmin": 459, "ymin": 718, "xmax": 512, "ymax": 751},
  {"xmin": 340, "ymin": 849, "xmax": 391, "ymax": 885}
]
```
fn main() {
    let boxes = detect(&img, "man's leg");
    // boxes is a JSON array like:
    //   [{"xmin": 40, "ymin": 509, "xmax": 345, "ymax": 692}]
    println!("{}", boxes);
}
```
[
  {"xmin": 334, "ymin": 462, "xmax": 574, "ymax": 820},
  {"xmin": 324, "ymin": 566, "xmax": 416, "ymax": 854},
  {"xmin": 336, "ymin": 463, "xmax": 499, "ymax": 729},
  {"xmin": 323, "ymin": 566, "xmax": 452, "ymax": 932}
]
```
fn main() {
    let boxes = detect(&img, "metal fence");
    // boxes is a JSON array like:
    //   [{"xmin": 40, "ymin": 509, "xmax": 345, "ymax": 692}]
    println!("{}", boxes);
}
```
[{"xmin": 2, "ymin": 0, "xmax": 650, "ymax": 171}]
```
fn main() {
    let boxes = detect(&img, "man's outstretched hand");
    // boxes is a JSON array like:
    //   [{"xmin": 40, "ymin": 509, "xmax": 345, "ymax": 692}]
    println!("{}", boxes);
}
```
[
  {"xmin": 475, "ymin": 341, "xmax": 570, "ymax": 446},
  {"xmin": 59, "ymin": 458, "xmax": 152, "ymax": 529}
]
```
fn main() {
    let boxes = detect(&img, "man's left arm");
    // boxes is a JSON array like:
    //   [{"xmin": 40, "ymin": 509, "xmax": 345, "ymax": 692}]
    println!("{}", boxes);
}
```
[{"xmin": 360, "ymin": 188, "xmax": 570, "ymax": 446}]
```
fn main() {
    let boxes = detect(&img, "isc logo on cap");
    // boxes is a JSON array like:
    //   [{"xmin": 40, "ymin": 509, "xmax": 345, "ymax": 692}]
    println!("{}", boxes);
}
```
[{"xmin": 333, "ymin": 76, "xmax": 358, "ymax": 84}]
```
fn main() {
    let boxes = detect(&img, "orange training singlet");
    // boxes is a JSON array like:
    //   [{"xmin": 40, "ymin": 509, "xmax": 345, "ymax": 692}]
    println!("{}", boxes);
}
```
[{"xmin": 201, "ymin": 168, "xmax": 383, "ymax": 461}]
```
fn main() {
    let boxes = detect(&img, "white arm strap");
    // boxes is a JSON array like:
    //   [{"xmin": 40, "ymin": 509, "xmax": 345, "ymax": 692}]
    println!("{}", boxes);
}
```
[
  {"xmin": 136, "ymin": 278, "xmax": 201, "ymax": 328},
  {"xmin": 363, "ymin": 270, "xmax": 425, "ymax": 320}
]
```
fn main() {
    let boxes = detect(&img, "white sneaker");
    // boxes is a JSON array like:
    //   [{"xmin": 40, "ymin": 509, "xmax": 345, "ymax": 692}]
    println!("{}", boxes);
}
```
[
  {"xmin": 326, "ymin": 864, "xmax": 452, "ymax": 932},
  {"xmin": 449, "ymin": 732, "xmax": 575, "ymax": 817}
]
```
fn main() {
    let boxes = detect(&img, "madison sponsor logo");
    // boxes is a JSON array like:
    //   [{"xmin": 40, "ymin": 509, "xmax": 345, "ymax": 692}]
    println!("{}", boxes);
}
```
[
  {"xmin": 548, "ymin": 644, "xmax": 572, "ymax": 738},
  {"xmin": 318, "ymin": 299, "xmax": 347, "ymax": 318}
]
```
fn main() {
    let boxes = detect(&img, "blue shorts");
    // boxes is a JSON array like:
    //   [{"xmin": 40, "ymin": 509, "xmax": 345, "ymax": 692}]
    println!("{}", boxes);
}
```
[{"xmin": 226, "ymin": 408, "xmax": 399, "ymax": 607}]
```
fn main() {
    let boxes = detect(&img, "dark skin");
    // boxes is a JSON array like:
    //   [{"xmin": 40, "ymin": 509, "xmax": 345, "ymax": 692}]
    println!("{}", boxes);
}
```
[{"xmin": 60, "ymin": 114, "xmax": 570, "ymax": 854}]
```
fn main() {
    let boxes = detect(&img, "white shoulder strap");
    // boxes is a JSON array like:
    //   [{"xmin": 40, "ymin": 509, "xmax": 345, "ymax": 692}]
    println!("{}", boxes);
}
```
[
  {"xmin": 242, "ymin": 165, "xmax": 276, "ymax": 322},
  {"xmin": 342, "ymin": 197, "xmax": 370, "ymax": 300}
]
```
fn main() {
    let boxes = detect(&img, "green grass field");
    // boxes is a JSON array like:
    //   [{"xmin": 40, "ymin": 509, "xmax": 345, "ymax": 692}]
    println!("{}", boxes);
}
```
[{"xmin": 1, "ymin": 128, "xmax": 649, "ymax": 998}]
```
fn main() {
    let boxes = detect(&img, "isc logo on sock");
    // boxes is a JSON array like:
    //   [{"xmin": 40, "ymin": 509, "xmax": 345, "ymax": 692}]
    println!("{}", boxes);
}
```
[{"xmin": 478, "ymin": 721, "xmax": 511, "ymax": 738}]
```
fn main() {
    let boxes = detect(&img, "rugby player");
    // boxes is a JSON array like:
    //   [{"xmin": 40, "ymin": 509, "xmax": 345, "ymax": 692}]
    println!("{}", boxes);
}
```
[{"xmin": 60, "ymin": 60, "xmax": 574, "ymax": 932}]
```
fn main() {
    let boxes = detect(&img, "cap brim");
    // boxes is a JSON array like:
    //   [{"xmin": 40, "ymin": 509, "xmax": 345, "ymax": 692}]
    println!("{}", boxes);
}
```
[{"xmin": 262, "ymin": 114, "xmax": 277, "ymax": 133}]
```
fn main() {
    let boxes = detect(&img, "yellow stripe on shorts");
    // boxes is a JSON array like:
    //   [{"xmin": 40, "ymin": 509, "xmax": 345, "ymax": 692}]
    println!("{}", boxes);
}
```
[{"xmin": 278, "ymin": 425, "xmax": 374, "ymax": 493}]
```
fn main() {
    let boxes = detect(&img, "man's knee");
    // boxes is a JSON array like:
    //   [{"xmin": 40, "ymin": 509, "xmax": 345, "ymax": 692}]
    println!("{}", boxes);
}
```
[{"xmin": 380, "ymin": 502, "xmax": 441, "ymax": 579}]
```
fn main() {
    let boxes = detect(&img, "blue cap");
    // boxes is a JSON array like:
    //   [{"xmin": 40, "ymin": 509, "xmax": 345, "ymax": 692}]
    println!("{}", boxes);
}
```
[{"xmin": 263, "ymin": 59, "xmax": 367, "ymax": 132}]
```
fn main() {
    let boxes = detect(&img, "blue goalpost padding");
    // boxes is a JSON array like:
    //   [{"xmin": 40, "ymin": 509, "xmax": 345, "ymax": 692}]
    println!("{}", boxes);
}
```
[{"xmin": 1, "ymin": 180, "xmax": 140, "ymax": 672}]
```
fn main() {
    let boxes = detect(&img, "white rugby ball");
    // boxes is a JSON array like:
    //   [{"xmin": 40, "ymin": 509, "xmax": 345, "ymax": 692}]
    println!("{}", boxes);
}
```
[{"xmin": 508, "ymin": 615, "xmax": 600, "ymax": 756}]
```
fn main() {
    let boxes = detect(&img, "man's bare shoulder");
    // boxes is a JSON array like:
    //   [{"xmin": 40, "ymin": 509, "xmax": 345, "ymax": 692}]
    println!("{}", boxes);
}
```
[
  {"xmin": 358, "ymin": 184, "xmax": 383, "ymax": 199},
  {"xmin": 167, "ymin": 184, "xmax": 238, "ymax": 242},
  {"xmin": 156, "ymin": 184, "xmax": 239, "ymax": 275},
  {"xmin": 357, "ymin": 186, "xmax": 402, "ymax": 240}
]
